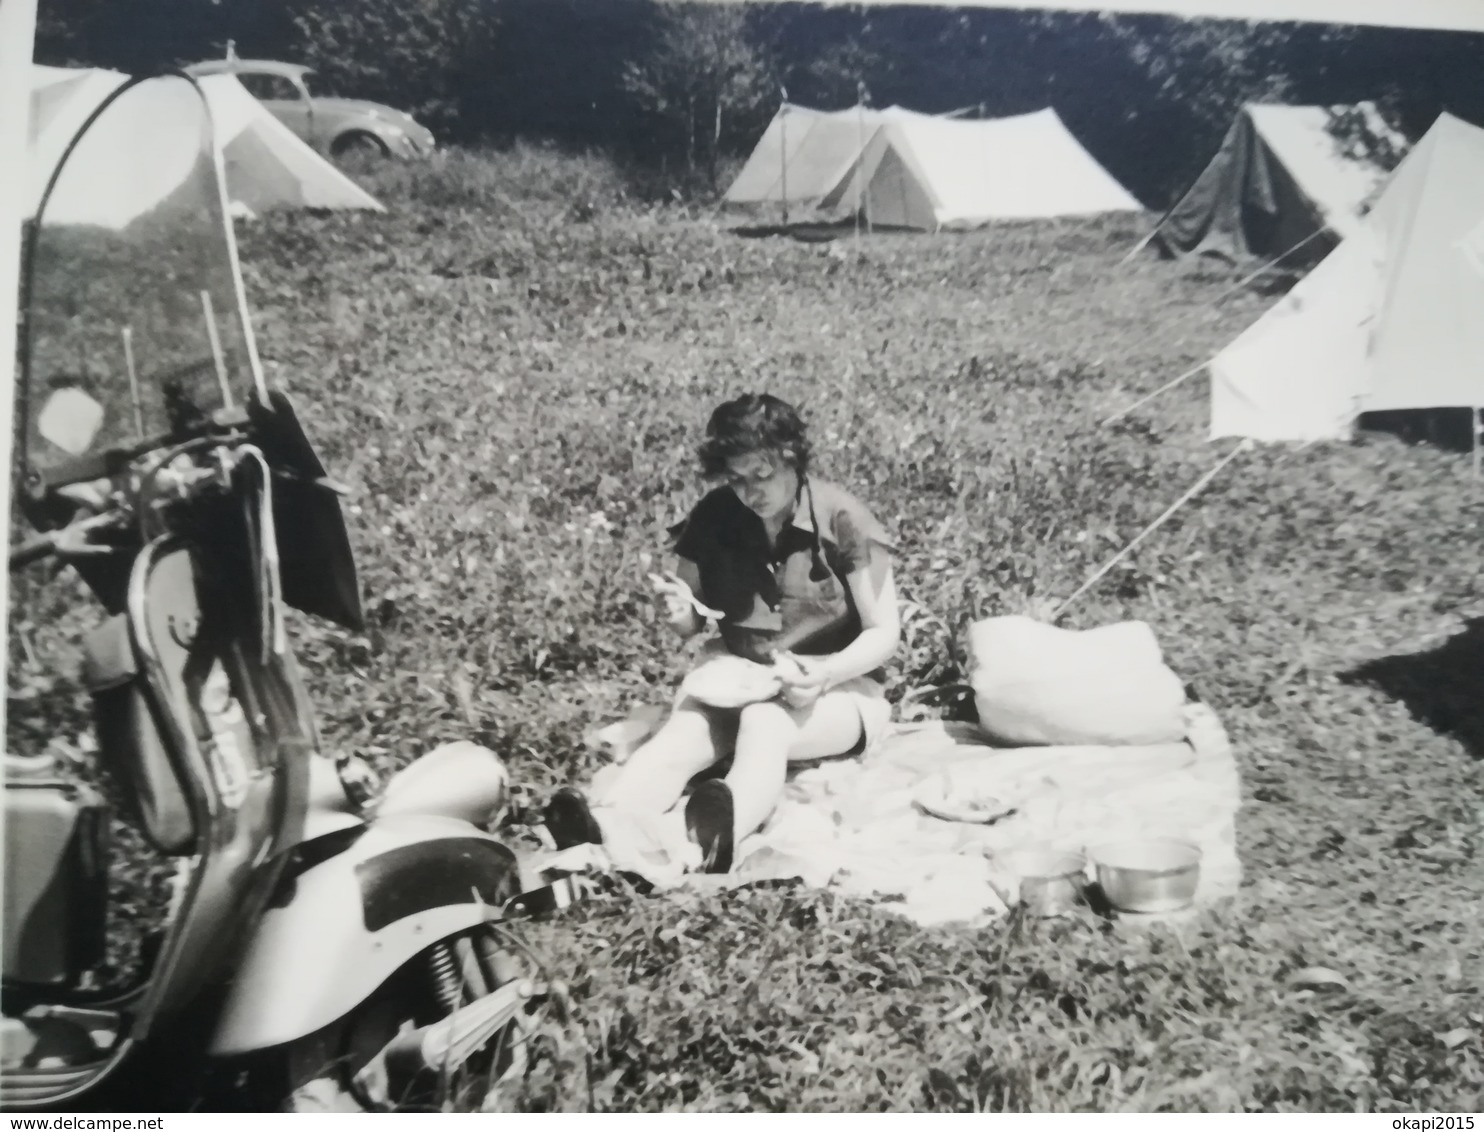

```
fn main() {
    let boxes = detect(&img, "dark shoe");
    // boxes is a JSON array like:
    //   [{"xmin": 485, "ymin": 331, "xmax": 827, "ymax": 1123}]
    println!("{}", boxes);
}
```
[
  {"xmin": 685, "ymin": 780, "xmax": 735, "ymax": 874},
  {"xmin": 544, "ymin": 786, "xmax": 603, "ymax": 850}
]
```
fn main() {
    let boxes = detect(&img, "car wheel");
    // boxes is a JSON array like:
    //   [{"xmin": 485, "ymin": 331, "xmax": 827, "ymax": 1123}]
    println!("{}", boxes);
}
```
[{"xmin": 332, "ymin": 132, "xmax": 389, "ymax": 161}]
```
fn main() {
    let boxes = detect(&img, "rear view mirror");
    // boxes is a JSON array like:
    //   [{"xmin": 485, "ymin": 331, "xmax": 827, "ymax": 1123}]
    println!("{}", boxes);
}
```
[{"xmin": 36, "ymin": 387, "xmax": 105, "ymax": 456}]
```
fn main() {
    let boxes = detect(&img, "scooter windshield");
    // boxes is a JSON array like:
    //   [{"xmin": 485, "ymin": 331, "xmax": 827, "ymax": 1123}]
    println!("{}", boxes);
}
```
[{"xmin": 21, "ymin": 72, "xmax": 263, "ymax": 477}]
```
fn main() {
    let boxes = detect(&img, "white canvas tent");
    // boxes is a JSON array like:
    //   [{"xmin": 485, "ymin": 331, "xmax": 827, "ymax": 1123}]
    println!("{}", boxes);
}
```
[
  {"xmin": 725, "ymin": 104, "xmax": 1141, "ymax": 229},
  {"xmin": 26, "ymin": 65, "xmax": 133, "ymax": 217},
  {"xmin": 1209, "ymin": 112, "xmax": 1484, "ymax": 443},
  {"xmin": 34, "ymin": 73, "xmax": 213, "ymax": 230},
  {"xmin": 26, "ymin": 65, "xmax": 384, "ymax": 220},
  {"xmin": 1459, "ymin": 216, "xmax": 1484, "ymax": 369},
  {"xmin": 196, "ymin": 74, "xmax": 384, "ymax": 215},
  {"xmin": 725, "ymin": 105, "xmax": 877, "ymax": 213},
  {"xmin": 1150, "ymin": 102, "xmax": 1407, "ymax": 261}
]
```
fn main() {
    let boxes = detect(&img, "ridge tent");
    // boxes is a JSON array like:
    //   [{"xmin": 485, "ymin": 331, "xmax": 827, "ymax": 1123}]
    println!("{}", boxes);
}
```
[
  {"xmin": 26, "ymin": 65, "xmax": 384, "ymax": 220},
  {"xmin": 831, "ymin": 108, "xmax": 1144, "ymax": 228},
  {"xmin": 1208, "ymin": 112, "xmax": 1484, "ymax": 443},
  {"xmin": 725, "ymin": 104, "xmax": 1142, "ymax": 230},
  {"xmin": 195, "ymin": 74, "xmax": 384, "ymax": 215},
  {"xmin": 1149, "ymin": 103, "xmax": 1407, "ymax": 262}
]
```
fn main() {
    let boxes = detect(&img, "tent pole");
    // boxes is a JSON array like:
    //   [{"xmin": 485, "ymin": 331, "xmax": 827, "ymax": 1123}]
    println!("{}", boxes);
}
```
[
  {"xmin": 121, "ymin": 327, "xmax": 144, "ymax": 435},
  {"xmin": 778, "ymin": 91, "xmax": 789, "ymax": 226},
  {"xmin": 861, "ymin": 83, "xmax": 873, "ymax": 235},
  {"xmin": 855, "ymin": 82, "xmax": 864, "ymax": 245},
  {"xmin": 1474, "ymin": 406, "xmax": 1481, "ymax": 478},
  {"xmin": 1118, "ymin": 229, "xmax": 1160, "ymax": 267}
]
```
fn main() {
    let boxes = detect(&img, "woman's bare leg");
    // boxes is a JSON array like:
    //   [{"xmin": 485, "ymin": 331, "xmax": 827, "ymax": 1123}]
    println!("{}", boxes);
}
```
[
  {"xmin": 786, "ymin": 692, "xmax": 867, "ymax": 762},
  {"xmin": 594, "ymin": 696, "xmax": 722, "ymax": 814},
  {"xmin": 725, "ymin": 692, "xmax": 864, "ymax": 837}
]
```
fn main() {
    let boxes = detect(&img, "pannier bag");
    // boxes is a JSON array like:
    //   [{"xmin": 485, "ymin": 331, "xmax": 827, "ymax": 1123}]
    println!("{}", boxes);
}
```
[{"xmin": 3, "ymin": 768, "xmax": 109, "ymax": 986}]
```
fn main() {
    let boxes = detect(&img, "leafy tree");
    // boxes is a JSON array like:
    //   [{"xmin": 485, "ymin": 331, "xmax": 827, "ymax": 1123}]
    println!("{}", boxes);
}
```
[
  {"xmin": 621, "ymin": 1, "xmax": 777, "ymax": 186},
  {"xmin": 1097, "ymin": 15, "xmax": 1298, "ymax": 123},
  {"xmin": 283, "ymin": 0, "xmax": 499, "ymax": 134},
  {"xmin": 33, "ymin": 0, "xmax": 293, "ymax": 74},
  {"xmin": 797, "ymin": 39, "xmax": 889, "ymax": 109}
]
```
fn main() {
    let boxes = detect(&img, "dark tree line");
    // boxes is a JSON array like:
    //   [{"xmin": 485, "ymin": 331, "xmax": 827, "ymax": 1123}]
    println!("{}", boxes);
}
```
[{"xmin": 31, "ymin": 0, "xmax": 1484, "ymax": 205}]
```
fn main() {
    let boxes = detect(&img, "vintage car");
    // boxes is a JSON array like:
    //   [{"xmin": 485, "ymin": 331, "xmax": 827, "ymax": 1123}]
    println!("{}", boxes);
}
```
[{"xmin": 185, "ymin": 58, "xmax": 435, "ymax": 159}]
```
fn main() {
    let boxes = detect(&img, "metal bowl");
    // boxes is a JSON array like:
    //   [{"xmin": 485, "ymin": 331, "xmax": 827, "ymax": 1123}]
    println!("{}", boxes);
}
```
[
  {"xmin": 1010, "ymin": 849, "xmax": 1087, "ymax": 917},
  {"xmin": 1089, "ymin": 838, "xmax": 1202, "ymax": 914}
]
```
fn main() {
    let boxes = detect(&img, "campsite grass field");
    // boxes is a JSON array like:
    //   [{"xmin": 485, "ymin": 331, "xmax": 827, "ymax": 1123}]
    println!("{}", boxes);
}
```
[{"xmin": 10, "ymin": 146, "xmax": 1484, "ymax": 1110}]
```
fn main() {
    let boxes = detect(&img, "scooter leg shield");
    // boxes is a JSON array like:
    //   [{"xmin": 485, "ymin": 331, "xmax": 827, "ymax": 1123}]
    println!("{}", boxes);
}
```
[{"xmin": 208, "ymin": 814, "xmax": 521, "ymax": 1056}]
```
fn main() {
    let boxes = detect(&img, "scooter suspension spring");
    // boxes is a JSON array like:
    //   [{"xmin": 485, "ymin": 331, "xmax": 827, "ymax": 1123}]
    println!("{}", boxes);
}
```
[{"xmin": 427, "ymin": 942, "xmax": 463, "ymax": 1012}]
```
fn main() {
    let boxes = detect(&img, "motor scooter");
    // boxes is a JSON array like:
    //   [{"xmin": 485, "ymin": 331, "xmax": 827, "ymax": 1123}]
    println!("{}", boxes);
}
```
[{"xmin": 3, "ymin": 71, "xmax": 576, "ymax": 1112}]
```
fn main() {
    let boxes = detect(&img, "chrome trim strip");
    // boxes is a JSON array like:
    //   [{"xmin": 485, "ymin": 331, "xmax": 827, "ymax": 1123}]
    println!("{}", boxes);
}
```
[{"xmin": 125, "ymin": 536, "xmax": 218, "ymax": 1039}]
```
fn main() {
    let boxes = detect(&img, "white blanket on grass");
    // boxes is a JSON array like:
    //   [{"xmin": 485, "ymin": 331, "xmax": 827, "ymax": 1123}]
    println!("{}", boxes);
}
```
[{"xmin": 555, "ymin": 702, "xmax": 1242, "ymax": 927}]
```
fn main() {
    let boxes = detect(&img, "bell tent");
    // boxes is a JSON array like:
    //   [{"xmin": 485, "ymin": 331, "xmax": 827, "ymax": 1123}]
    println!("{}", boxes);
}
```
[
  {"xmin": 725, "ymin": 104, "xmax": 1142, "ymax": 230},
  {"xmin": 1208, "ymin": 112, "xmax": 1484, "ymax": 443},
  {"xmin": 1148, "ymin": 102, "xmax": 1407, "ymax": 262},
  {"xmin": 26, "ymin": 64, "xmax": 383, "ymax": 220}
]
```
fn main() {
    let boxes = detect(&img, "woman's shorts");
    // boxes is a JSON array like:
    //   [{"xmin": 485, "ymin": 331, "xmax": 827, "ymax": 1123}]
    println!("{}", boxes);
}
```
[{"xmin": 825, "ymin": 673, "xmax": 893, "ymax": 759}]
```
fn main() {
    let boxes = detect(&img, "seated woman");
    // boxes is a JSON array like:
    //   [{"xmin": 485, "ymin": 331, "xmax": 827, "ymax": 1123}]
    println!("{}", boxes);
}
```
[{"xmin": 545, "ymin": 392, "xmax": 901, "ymax": 872}]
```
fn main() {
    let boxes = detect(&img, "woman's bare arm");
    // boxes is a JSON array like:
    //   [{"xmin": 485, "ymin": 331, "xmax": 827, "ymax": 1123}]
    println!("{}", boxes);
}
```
[
  {"xmin": 813, "ymin": 558, "xmax": 902, "ymax": 687},
  {"xmin": 665, "ymin": 556, "xmax": 705, "ymax": 639}
]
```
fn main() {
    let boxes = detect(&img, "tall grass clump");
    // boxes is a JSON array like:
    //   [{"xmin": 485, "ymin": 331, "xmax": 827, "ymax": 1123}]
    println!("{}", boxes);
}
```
[{"xmin": 355, "ymin": 142, "xmax": 634, "ymax": 220}]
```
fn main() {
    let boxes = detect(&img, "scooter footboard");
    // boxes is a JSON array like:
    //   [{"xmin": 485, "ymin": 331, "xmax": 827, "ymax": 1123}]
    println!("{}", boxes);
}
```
[{"xmin": 209, "ymin": 814, "xmax": 521, "ymax": 1055}]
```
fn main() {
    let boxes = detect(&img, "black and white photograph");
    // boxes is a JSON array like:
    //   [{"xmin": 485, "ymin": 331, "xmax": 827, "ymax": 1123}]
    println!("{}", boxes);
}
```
[{"xmin": 2, "ymin": 0, "xmax": 1482, "ymax": 1114}]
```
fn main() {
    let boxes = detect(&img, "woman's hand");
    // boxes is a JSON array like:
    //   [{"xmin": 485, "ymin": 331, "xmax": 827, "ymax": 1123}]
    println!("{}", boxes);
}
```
[
  {"xmin": 648, "ymin": 570, "xmax": 718, "ymax": 635},
  {"xmin": 773, "ymin": 651, "xmax": 831, "ymax": 710},
  {"xmin": 56, "ymin": 477, "xmax": 112, "ymax": 514}
]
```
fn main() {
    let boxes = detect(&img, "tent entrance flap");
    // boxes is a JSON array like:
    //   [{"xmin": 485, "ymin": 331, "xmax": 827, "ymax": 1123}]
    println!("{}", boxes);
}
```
[{"xmin": 862, "ymin": 141, "xmax": 937, "ymax": 230}]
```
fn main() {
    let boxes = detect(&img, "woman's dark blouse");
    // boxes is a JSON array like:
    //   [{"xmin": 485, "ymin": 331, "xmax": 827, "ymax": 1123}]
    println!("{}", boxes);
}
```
[{"xmin": 671, "ymin": 477, "xmax": 895, "ymax": 675}]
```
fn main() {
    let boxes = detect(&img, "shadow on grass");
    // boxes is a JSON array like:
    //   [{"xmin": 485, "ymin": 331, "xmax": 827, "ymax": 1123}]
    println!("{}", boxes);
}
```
[
  {"xmin": 729, "ymin": 222, "xmax": 847, "ymax": 243},
  {"xmin": 1341, "ymin": 616, "xmax": 1484, "ymax": 759}
]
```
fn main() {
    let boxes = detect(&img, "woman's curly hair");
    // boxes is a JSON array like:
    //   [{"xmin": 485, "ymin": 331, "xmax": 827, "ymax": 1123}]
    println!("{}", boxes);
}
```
[{"xmin": 697, "ymin": 393, "xmax": 812, "ymax": 479}]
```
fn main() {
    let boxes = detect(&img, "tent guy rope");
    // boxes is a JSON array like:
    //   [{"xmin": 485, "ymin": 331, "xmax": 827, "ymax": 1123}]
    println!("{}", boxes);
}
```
[
  {"xmin": 1100, "ymin": 360, "xmax": 1208, "ymax": 426},
  {"xmin": 1101, "ymin": 227, "xmax": 1330, "ymax": 425},
  {"xmin": 1051, "ymin": 439, "xmax": 1255, "ymax": 622}
]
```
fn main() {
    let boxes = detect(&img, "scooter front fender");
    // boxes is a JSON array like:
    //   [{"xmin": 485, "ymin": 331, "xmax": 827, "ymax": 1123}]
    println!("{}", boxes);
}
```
[{"xmin": 208, "ymin": 813, "xmax": 522, "ymax": 1055}]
